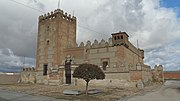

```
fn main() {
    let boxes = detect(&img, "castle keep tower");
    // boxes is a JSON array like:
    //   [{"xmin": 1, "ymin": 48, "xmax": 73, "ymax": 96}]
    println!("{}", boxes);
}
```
[{"xmin": 36, "ymin": 9, "xmax": 76, "ymax": 79}]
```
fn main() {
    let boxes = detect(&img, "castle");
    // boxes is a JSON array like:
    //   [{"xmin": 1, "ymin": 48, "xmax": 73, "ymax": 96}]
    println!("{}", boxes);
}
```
[{"xmin": 21, "ymin": 9, "xmax": 163, "ymax": 86}]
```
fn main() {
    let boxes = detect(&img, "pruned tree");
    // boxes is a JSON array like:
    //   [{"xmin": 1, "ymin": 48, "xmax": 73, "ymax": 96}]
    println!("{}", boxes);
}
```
[{"xmin": 73, "ymin": 63, "xmax": 105, "ymax": 96}]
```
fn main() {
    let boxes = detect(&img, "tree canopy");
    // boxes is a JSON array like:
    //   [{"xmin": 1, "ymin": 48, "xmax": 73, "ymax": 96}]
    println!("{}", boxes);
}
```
[
  {"xmin": 73, "ymin": 63, "xmax": 105, "ymax": 95},
  {"xmin": 73, "ymin": 63, "xmax": 105, "ymax": 82}
]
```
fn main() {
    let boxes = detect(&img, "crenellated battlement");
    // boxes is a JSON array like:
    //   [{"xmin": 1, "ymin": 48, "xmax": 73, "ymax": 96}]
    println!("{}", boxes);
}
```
[
  {"xmin": 78, "ymin": 37, "xmax": 113, "ymax": 49},
  {"xmin": 39, "ymin": 9, "xmax": 76, "ymax": 22},
  {"xmin": 22, "ymin": 67, "xmax": 35, "ymax": 72}
]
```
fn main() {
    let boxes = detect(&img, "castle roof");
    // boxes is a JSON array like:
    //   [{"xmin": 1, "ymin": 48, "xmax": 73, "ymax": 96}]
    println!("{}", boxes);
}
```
[{"xmin": 111, "ymin": 31, "xmax": 129, "ymax": 37}]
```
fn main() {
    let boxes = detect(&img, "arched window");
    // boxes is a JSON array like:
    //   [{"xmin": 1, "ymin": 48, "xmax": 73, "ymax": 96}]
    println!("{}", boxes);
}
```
[
  {"xmin": 118, "ymin": 36, "xmax": 120, "ymax": 39},
  {"xmin": 121, "ymin": 35, "xmax": 123, "ymax": 39}
]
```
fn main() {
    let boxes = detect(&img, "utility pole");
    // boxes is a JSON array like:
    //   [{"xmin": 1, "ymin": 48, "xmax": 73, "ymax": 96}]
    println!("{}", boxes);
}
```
[
  {"xmin": 137, "ymin": 40, "xmax": 140, "ymax": 63},
  {"xmin": 23, "ymin": 56, "xmax": 25, "ymax": 68},
  {"xmin": 73, "ymin": 10, "xmax": 74, "ymax": 16},
  {"xmin": 58, "ymin": 0, "xmax": 60, "ymax": 9}
]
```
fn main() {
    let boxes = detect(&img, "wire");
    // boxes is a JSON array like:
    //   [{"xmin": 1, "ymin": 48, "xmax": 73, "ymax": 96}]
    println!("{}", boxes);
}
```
[
  {"xmin": 9, "ymin": 0, "xmax": 45, "ymax": 13},
  {"xmin": 78, "ymin": 24, "xmax": 108, "ymax": 36},
  {"xmin": 9, "ymin": 0, "xmax": 109, "ymax": 37}
]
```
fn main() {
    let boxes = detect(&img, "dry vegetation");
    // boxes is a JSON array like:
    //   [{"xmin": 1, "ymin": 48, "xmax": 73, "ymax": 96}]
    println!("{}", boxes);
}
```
[{"xmin": 0, "ymin": 83, "xmax": 161, "ymax": 101}]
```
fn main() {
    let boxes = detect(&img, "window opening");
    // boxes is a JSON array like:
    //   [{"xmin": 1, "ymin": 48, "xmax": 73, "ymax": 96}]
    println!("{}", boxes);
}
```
[
  {"xmin": 121, "ymin": 35, "xmax": 123, "ymax": 39},
  {"xmin": 114, "ymin": 36, "xmax": 117, "ymax": 40},
  {"xmin": 43, "ymin": 64, "xmax": 48, "ymax": 75},
  {"xmin": 47, "ymin": 40, "xmax": 50, "ymax": 45},
  {"xmin": 103, "ymin": 61, "xmax": 108, "ymax": 70}
]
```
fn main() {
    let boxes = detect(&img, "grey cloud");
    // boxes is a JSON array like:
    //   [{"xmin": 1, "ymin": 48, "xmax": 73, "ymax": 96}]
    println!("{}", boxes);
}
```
[
  {"xmin": 144, "ymin": 42, "xmax": 180, "ymax": 70},
  {"xmin": 0, "ymin": 0, "xmax": 38, "ymax": 58},
  {"xmin": 0, "ymin": 48, "xmax": 35, "ymax": 72},
  {"xmin": 27, "ymin": 0, "xmax": 45, "ymax": 11}
]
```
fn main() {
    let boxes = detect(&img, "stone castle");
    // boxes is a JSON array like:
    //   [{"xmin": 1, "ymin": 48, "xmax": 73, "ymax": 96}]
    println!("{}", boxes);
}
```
[{"xmin": 21, "ymin": 9, "xmax": 163, "ymax": 86}]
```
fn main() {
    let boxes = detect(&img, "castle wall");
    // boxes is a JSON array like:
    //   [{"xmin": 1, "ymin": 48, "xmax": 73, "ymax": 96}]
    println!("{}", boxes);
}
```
[
  {"xmin": 87, "ymin": 47, "xmax": 117, "ymax": 70},
  {"xmin": 63, "ymin": 47, "xmax": 86, "ymax": 64},
  {"xmin": 76, "ymin": 77, "xmax": 136, "ymax": 88},
  {"xmin": 124, "ymin": 44, "xmax": 144, "ymax": 71},
  {"xmin": 21, "ymin": 68, "xmax": 36, "ymax": 84},
  {"xmin": 152, "ymin": 65, "xmax": 163, "ymax": 82}
]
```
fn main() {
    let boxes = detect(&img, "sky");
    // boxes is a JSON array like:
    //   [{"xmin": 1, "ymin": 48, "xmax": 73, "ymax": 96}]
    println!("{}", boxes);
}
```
[{"xmin": 0, "ymin": 0, "xmax": 180, "ymax": 72}]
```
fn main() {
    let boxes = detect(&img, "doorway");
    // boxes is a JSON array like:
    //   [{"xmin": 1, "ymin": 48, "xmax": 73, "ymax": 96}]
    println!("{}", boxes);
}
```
[{"xmin": 65, "ymin": 61, "xmax": 71, "ymax": 84}]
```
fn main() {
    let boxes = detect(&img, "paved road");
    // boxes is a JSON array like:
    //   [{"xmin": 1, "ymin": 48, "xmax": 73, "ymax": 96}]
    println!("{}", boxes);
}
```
[
  {"xmin": 121, "ymin": 80, "xmax": 180, "ymax": 101},
  {"xmin": 0, "ymin": 89, "xmax": 67, "ymax": 101}
]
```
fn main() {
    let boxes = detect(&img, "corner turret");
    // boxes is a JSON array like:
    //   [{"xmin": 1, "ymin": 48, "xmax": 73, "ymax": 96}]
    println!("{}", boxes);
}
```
[{"xmin": 111, "ymin": 31, "xmax": 129, "ymax": 46}]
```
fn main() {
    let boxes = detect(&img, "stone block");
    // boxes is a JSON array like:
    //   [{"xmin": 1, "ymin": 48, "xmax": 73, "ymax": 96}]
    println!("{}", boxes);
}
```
[
  {"xmin": 136, "ymin": 79, "xmax": 144, "ymax": 90},
  {"xmin": 88, "ymin": 89, "xmax": 102, "ymax": 94},
  {"xmin": 63, "ymin": 90, "xmax": 81, "ymax": 95}
]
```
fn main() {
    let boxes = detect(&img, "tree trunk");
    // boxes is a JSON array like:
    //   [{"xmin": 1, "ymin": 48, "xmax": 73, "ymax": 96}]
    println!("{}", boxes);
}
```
[{"xmin": 85, "ymin": 81, "xmax": 89, "ymax": 96}]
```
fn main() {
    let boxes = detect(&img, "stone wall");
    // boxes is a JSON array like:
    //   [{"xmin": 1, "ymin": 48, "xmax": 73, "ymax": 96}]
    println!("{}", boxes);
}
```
[
  {"xmin": 63, "ymin": 47, "xmax": 86, "ymax": 64},
  {"xmin": 164, "ymin": 71, "xmax": 180, "ymax": 80},
  {"xmin": 87, "ymin": 47, "xmax": 117, "ymax": 71},
  {"xmin": 152, "ymin": 65, "xmax": 163, "ymax": 82},
  {"xmin": 130, "ymin": 71, "xmax": 142, "ymax": 81},
  {"xmin": 21, "ymin": 68, "xmax": 36, "ymax": 84},
  {"xmin": 76, "ymin": 79, "xmax": 136, "ymax": 88},
  {"xmin": 124, "ymin": 45, "xmax": 143, "ymax": 71}
]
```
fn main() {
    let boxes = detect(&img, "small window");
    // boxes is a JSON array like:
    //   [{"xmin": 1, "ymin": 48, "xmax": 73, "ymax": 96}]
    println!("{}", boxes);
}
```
[
  {"xmin": 47, "ymin": 26, "xmax": 49, "ymax": 31},
  {"xmin": 114, "ymin": 36, "xmax": 117, "ymax": 40},
  {"xmin": 121, "ymin": 35, "xmax": 123, "ymax": 39},
  {"xmin": 103, "ymin": 61, "xmax": 108, "ymax": 70},
  {"xmin": 47, "ymin": 40, "xmax": 49, "ymax": 45},
  {"xmin": 118, "ymin": 36, "xmax": 120, "ymax": 39},
  {"xmin": 43, "ymin": 64, "xmax": 48, "ymax": 75}
]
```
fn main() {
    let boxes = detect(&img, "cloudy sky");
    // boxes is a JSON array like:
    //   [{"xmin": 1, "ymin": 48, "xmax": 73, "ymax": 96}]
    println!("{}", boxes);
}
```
[{"xmin": 0, "ymin": 0, "xmax": 180, "ymax": 72}]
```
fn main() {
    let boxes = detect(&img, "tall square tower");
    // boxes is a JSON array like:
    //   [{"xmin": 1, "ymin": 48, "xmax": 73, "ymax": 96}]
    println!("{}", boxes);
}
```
[{"xmin": 36, "ymin": 9, "xmax": 76, "ymax": 75}]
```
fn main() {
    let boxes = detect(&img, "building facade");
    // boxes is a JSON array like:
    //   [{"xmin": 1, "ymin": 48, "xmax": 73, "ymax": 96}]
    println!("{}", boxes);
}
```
[{"xmin": 21, "ymin": 9, "xmax": 153, "ymax": 85}]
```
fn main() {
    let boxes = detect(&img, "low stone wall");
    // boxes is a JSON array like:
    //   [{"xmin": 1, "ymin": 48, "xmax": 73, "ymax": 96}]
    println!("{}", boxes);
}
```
[
  {"xmin": 20, "ymin": 68, "xmax": 36, "ymax": 84},
  {"xmin": 105, "ymin": 72, "xmax": 130, "ymax": 80},
  {"xmin": 0, "ymin": 73, "xmax": 20, "ymax": 84},
  {"xmin": 164, "ymin": 71, "xmax": 180, "ymax": 80},
  {"xmin": 76, "ymin": 79, "xmax": 136, "ymax": 88}
]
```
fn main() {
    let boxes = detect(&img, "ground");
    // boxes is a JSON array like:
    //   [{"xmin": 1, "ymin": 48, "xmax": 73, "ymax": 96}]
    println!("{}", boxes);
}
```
[
  {"xmin": 0, "ymin": 89, "xmax": 65, "ymax": 101},
  {"xmin": 0, "ymin": 82, "xmax": 161, "ymax": 101},
  {"xmin": 120, "ymin": 80, "xmax": 180, "ymax": 101}
]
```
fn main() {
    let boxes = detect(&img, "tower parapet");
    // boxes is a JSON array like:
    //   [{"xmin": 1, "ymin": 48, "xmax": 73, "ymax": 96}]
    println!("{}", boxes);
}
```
[
  {"xmin": 23, "ymin": 67, "xmax": 35, "ymax": 72},
  {"xmin": 39, "ymin": 9, "xmax": 76, "ymax": 23}
]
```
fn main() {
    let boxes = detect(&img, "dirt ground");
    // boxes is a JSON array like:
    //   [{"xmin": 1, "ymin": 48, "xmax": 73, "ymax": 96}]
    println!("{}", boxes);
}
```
[{"xmin": 0, "ymin": 83, "xmax": 162, "ymax": 101}]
